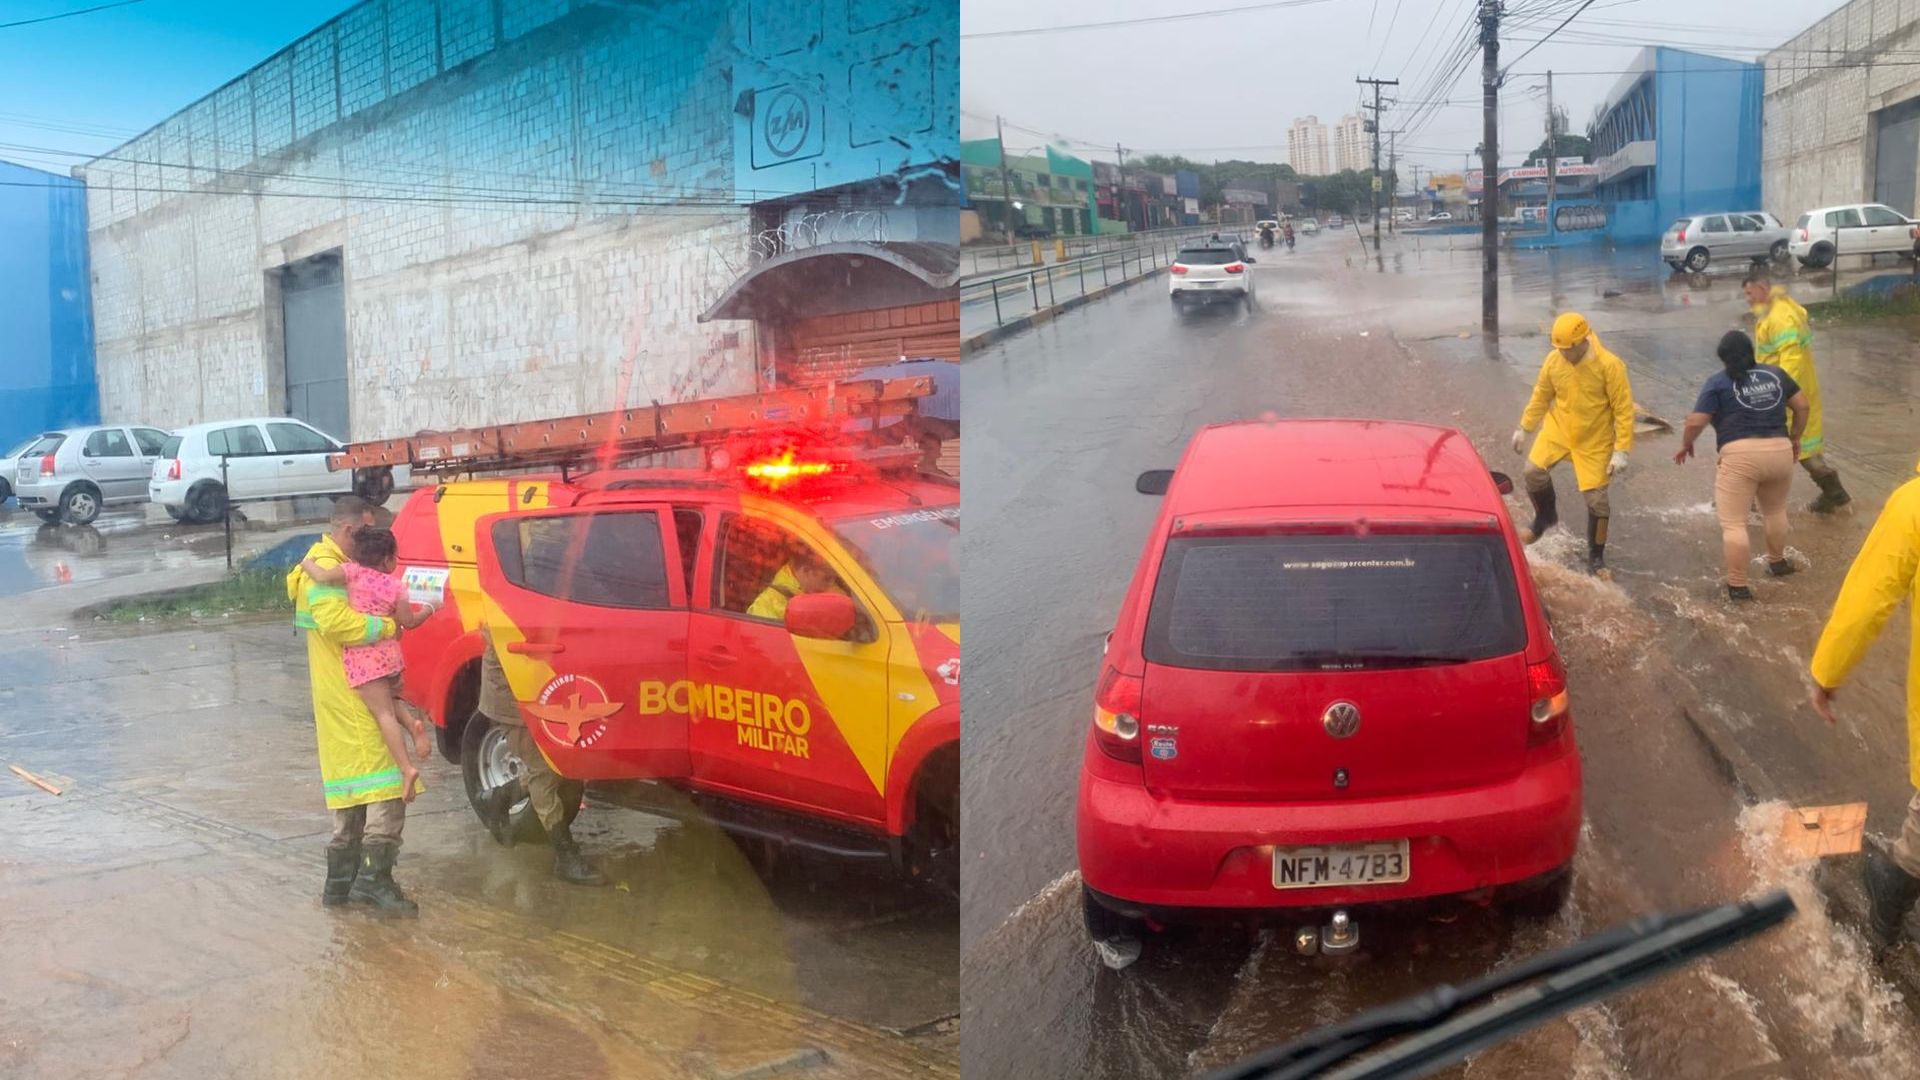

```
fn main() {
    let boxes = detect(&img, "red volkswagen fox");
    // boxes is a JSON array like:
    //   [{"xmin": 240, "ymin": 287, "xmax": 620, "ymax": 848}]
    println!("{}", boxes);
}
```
[{"xmin": 1076, "ymin": 419, "xmax": 1580, "ymax": 957}]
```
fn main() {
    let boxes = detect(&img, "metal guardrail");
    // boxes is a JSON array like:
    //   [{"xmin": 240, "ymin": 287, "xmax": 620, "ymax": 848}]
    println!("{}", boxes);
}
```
[
  {"xmin": 961, "ymin": 222, "xmax": 1253, "ymax": 277},
  {"xmin": 960, "ymin": 230, "xmax": 1245, "ymax": 328}
]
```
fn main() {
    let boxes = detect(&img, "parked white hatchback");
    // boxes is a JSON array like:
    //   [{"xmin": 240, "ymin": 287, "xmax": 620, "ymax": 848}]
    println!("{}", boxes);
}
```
[
  {"xmin": 150, "ymin": 417, "xmax": 406, "ymax": 523},
  {"xmin": 1789, "ymin": 203, "xmax": 1919, "ymax": 269}
]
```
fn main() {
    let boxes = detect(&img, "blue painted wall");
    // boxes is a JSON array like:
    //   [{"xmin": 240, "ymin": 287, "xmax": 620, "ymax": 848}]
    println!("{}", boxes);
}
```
[
  {"xmin": 1597, "ymin": 48, "xmax": 1762, "ymax": 243},
  {"xmin": 0, "ymin": 161, "xmax": 98, "ymax": 453}
]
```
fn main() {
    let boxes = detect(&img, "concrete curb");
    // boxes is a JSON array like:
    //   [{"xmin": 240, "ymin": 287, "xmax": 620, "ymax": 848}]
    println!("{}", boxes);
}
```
[{"xmin": 961, "ymin": 266, "xmax": 1168, "ymax": 355}]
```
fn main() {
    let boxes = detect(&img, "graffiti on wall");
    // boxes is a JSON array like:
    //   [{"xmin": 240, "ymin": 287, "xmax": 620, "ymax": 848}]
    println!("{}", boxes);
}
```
[{"xmin": 1552, "ymin": 202, "xmax": 1608, "ymax": 233}]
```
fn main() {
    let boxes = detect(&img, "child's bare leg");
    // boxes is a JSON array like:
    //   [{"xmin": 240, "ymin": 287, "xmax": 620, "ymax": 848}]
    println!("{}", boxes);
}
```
[
  {"xmin": 356, "ymin": 678, "xmax": 419, "ymax": 798},
  {"xmin": 395, "ymin": 686, "xmax": 432, "ymax": 760}
]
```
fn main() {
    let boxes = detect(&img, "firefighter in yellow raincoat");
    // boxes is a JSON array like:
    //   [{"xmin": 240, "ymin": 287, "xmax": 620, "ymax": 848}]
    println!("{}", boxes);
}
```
[
  {"xmin": 1745, "ymin": 269, "xmax": 1852, "ymax": 513},
  {"xmin": 290, "ymin": 497, "xmax": 416, "ymax": 916},
  {"xmin": 1809, "ymin": 459, "xmax": 1920, "ymax": 957},
  {"xmin": 1511, "ymin": 312, "xmax": 1636, "ymax": 577}
]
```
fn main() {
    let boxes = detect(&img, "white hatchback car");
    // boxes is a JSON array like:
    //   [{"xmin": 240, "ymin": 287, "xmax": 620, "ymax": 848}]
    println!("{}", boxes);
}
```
[
  {"xmin": 1168, "ymin": 240, "xmax": 1257, "ymax": 313},
  {"xmin": 1789, "ymin": 203, "xmax": 1918, "ymax": 268},
  {"xmin": 150, "ymin": 416, "xmax": 408, "ymax": 523}
]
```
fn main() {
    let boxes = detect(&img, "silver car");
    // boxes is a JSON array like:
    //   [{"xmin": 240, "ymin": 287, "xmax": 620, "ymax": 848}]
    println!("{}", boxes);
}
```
[
  {"xmin": 1661, "ymin": 211, "xmax": 1791, "ymax": 273},
  {"xmin": 14, "ymin": 425, "xmax": 172, "ymax": 525}
]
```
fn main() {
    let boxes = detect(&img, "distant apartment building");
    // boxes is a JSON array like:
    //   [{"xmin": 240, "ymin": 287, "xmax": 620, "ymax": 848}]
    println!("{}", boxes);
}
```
[
  {"xmin": 1288, "ymin": 116, "xmax": 1331, "ymax": 177},
  {"xmin": 1333, "ymin": 113, "xmax": 1370, "ymax": 173}
]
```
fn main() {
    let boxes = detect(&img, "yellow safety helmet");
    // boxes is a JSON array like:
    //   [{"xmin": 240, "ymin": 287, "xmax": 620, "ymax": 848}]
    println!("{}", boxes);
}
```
[{"xmin": 1550, "ymin": 312, "xmax": 1591, "ymax": 349}]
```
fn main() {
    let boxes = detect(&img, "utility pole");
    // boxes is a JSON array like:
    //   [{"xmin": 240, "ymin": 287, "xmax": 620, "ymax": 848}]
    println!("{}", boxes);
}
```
[
  {"xmin": 1544, "ymin": 70, "xmax": 1558, "ymax": 218},
  {"xmin": 1386, "ymin": 129, "xmax": 1400, "ymax": 234},
  {"xmin": 1116, "ymin": 143, "xmax": 1129, "ymax": 230},
  {"xmin": 997, "ymin": 115, "xmax": 1016, "ymax": 242},
  {"xmin": 1357, "ymin": 76, "xmax": 1398, "ymax": 250},
  {"xmin": 1478, "ymin": 0, "xmax": 1501, "ymax": 333}
]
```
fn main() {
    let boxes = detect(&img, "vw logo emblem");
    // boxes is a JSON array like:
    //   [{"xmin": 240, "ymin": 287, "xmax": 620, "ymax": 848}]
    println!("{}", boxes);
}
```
[{"xmin": 1322, "ymin": 701, "xmax": 1361, "ymax": 739}]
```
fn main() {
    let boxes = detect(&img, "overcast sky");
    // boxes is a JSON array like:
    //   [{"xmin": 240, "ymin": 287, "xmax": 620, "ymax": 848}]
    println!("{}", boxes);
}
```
[{"xmin": 961, "ymin": 0, "xmax": 1849, "ymax": 178}]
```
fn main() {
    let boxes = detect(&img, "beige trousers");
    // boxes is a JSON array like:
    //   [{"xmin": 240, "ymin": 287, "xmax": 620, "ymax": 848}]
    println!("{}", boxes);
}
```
[{"xmin": 1713, "ymin": 437, "xmax": 1793, "ymax": 587}]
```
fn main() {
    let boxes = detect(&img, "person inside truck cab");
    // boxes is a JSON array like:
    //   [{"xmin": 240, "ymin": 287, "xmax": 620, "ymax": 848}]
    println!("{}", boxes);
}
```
[{"xmin": 747, "ymin": 549, "xmax": 842, "ymax": 622}]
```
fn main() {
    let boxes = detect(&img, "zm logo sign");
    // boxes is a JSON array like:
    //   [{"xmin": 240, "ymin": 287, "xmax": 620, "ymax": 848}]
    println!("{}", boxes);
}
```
[
  {"xmin": 762, "ymin": 88, "xmax": 811, "ymax": 159},
  {"xmin": 526, "ymin": 674, "xmax": 621, "ymax": 748},
  {"xmin": 638, "ymin": 680, "xmax": 813, "ymax": 759}
]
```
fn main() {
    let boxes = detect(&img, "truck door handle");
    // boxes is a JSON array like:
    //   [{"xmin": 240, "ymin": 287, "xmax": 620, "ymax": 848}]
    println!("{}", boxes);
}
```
[
  {"xmin": 699, "ymin": 647, "xmax": 737, "ymax": 667},
  {"xmin": 507, "ymin": 641, "xmax": 565, "ymax": 656}
]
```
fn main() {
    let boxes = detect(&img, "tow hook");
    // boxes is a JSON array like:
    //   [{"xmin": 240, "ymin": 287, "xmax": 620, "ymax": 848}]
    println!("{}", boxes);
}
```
[{"xmin": 1319, "ymin": 910, "xmax": 1360, "ymax": 956}]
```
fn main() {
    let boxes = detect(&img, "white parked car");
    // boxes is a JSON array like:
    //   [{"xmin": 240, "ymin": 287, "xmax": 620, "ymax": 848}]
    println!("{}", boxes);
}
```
[
  {"xmin": 149, "ymin": 416, "xmax": 409, "ymax": 523},
  {"xmin": 1789, "ymin": 203, "xmax": 1919, "ymax": 269},
  {"xmin": 14, "ymin": 425, "xmax": 172, "ymax": 524},
  {"xmin": 1297, "ymin": 219, "xmax": 1319, "ymax": 234},
  {"xmin": 1429, "ymin": 211, "xmax": 1454, "ymax": 222}
]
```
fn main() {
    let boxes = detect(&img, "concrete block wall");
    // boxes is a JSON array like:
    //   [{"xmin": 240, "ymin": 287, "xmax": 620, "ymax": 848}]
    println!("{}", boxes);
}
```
[
  {"xmin": 78, "ymin": 0, "xmax": 758, "ymax": 441},
  {"xmin": 1763, "ymin": 0, "xmax": 1920, "ymax": 227}
]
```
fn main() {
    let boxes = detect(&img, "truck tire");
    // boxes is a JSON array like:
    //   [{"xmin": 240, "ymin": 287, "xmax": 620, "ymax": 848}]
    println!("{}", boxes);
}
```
[
  {"xmin": 904, "ymin": 744, "xmax": 958, "ymax": 901},
  {"xmin": 460, "ymin": 710, "xmax": 582, "ymax": 845}
]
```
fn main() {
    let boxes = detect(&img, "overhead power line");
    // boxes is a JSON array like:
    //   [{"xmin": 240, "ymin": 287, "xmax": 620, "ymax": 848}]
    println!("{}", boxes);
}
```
[
  {"xmin": 962, "ymin": 0, "xmax": 1336, "ymax": 40},
  {"xmin": 0, "ymin": 0, "xmax": 144, "ymax": 31},
  {"xmin": 1501, "ymin": 0, "xmax": 1601, "ymax": 77}
]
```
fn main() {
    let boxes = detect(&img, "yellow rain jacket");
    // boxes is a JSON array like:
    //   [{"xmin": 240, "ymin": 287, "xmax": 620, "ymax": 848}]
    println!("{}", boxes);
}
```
[
  {"xmin": 288, "ymin": 535, "xmax": 405, "ymax": 809},
  {"xmin": 1519, "ymin": 333, "xmax": 1636, "ymax": 492},
  {"xmin": 747, "ymin": 564, "xmax": 802, "ymax": 621},
  {"xmin": 1811, "ymin": 463, "xmax": 1920, "ymax": 787},
  {"xmin": 1753, "ymin": 286, "xmax": 1824, "ymax": 460}
]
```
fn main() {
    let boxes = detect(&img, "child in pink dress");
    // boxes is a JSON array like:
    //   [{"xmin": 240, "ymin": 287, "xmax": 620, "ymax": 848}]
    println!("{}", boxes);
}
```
[{"xmin": 302, "ymin": 527, "xmax": 438, "ymax": 800}]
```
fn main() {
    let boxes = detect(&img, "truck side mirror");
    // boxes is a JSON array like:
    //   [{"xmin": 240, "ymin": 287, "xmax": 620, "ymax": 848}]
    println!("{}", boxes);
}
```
[
  {"xmin": 786, "ymin": 592, "xmax": 858, "ymax": 640},
  {"xmin": 1489, "ymin": 470, "xmax": 1515, "ymax": 495},
  {"xmin": 1136, "ymin": 469, "xmax": 1173, "ymax": 495}
]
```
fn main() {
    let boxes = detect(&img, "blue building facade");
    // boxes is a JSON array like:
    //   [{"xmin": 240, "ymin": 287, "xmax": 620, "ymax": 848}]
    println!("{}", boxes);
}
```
[
  {"xmin": 1590, "ymin": 47, "xmax": 1764, "ymax": 244},
  {"xmin": 0, "ymin": 161, "xmax": 98, "ymax": 453}
]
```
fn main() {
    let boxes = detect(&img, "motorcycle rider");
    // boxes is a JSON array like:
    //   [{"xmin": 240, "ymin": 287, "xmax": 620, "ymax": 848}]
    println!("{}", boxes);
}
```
[
  {"xmin": 1259, "ymin": 222, "xmax": 1275, "ymax": 248},
  {"xmin": 1284, "ymin": 222, "xmax": 1295, "ymax": 249}
]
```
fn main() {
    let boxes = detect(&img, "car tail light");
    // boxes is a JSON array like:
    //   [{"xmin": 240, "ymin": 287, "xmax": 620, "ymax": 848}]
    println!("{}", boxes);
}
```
[
  {"xmin": 1170, "ymin": 264, "xmax": 1188, "ymax": 275},
  {"xmin": 38, "ymin": 454, "xmax": 55, "ymax": 477},
  {"xmin": 1675, "ymin": 227, "xmax": 1686, "ymax": 243},
  {"xmin": 1527, "ymin": 654, "xmax": 1571, "ymax": 746},
  {"xmin": 1091, "ymin": 666, "xmax": 1143, "ymax": 763},
  {"xmin": 1224, "ymin": 263, "xmax": 1245, "ymax": 274},
  {"xmin": 1798, "ymin": 228, "xmax": 1808, "ymax": 242},
  {"xmin": 167, "ymin": 459, "xmax": 181, "ymax": 481}
]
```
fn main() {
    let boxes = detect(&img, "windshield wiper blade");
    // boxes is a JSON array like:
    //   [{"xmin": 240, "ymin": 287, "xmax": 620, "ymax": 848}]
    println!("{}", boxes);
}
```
[{"xmin": 1203, "ymin": 890, "xmax": 1795, "ymax": 1080}]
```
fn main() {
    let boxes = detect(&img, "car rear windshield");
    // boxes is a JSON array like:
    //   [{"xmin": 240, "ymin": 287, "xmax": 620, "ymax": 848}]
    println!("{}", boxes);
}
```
[
  {"xmin": 1669, "ymin": 219, "xmax": 1692, "ymax": 233},
  {"xmin": 1176, "ymin": 248, "xmax": 1238, "ymax": 265},
  {"xmin": 1796, "ymin": 214, "xmax": 1811, "ymax": 229},
  {"xmin": 24, "ymin": 434, "xmax": 64, "ymax": 457},
  {"xmin": 1143, "ymin": 531, "xmax": 1527, "ymax": 672},
  {"xmin": 160, "ymin": 436, "xmax": 182, "ymax": 458}
]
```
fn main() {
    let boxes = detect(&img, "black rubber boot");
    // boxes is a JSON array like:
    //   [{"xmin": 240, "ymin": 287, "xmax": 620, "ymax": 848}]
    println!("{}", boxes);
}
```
[
  {"xmin": 551, "ymin": 823, "xmax": 606, "ymax": 887},
  {"xmin": 348, "ymin": 843, "xmax": 419, "ymax": 917},
  {"xmin": 1727, "ymin": 584, "xmax": 1754, "ymax": 602},
  {"xmin": 1766, "ymin": 557, "xmax": 1797, "ymax": 578},
  {"xmin": 1808, "ymin": 470, "xmax": 1853, "ymax": 514},
  {"xmin": 1866, "ymin": 847, "xmax": 1920, "ymax": 958},
  {"xmin": 1521, "ymin": 484, "xmax": 1558, "ymax": 545},
  {"xmin": 481, "ymin": 784, "xmax": 521, "ymax": 848},
  {"xmin": 1585, "ymin": 513, "xmax": 1610, "ymax": 579},
  {"xmin": 323, "ymin": 844, "xmax": 359, "ymax": 907}
]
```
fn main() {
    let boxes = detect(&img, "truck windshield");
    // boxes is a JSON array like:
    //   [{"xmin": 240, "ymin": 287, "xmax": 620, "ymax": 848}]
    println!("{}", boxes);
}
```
[{"xmin": 831, "ymin": 505, "xmax": 959, "ymax": 623}]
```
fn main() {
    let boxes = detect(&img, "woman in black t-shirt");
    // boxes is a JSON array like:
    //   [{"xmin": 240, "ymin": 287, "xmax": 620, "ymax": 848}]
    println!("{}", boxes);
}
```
[{"xmin": 1673, "ymin": 330, "xmax": 1811, "ymax": 601}]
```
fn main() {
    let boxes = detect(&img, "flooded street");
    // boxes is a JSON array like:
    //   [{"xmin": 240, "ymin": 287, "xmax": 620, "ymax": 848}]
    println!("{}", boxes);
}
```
[
  {"xmin": 959, "ymin": 237, "xmax": 1920, "ymax": 1078},
  {"xmin": 0, "ymin": 564, "xmax": 957, "ymax": 1078}
]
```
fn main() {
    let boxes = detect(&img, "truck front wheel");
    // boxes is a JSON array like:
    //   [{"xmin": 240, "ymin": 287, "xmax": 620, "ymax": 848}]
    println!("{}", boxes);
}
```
[{"xmin": 459, "ymin": 711, "xmax": 582, "ymax": 845}]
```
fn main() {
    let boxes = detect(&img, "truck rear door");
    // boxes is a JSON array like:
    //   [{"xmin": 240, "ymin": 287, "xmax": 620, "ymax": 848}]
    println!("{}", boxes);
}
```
[{"xmin": 475, "ymin": 505, "xmax": 692, "ymax": 780}]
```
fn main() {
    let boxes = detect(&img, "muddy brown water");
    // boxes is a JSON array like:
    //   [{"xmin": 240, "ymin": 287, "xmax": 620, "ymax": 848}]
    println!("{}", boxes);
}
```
[{"xmin": 961, "ymin": 241, "xmax": 1920, "ymax": 1078}]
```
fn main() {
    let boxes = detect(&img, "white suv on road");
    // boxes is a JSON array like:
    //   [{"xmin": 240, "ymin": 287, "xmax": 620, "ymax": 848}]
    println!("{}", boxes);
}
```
[
  {"xmin": 1168, "ymin": 240, "xmax": 1257, "ymax": 313},
  {"xmin": 150, "ymin": 416, "xmax": 409, "ymax": 523},
  {"xmin": 1789, "ymin": 203, "xmax": 1919, "ymax": 268}
]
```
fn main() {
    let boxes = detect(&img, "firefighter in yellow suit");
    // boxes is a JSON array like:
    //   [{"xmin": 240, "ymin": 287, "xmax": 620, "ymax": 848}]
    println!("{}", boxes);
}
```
[
  {"xmin": 1809, "ymin": 459, "xmax": 1920, "ymax": 957},
  {"xmin": 1511, "ymin": 312, "xmax": 1636, "ymax": 578},
  {"xmin": 289, "ymin": 497, "xmax": 415, "ymax": 916},
  {"xmin": 1746, "ymin": 270, "xmax": 1852, "ymax": 513}
]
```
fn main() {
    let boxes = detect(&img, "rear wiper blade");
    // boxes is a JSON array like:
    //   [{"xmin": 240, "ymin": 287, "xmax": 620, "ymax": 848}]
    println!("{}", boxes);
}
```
[{"xmin": 1203, "ymin": 890, "xmax": 1795, "ymax": 1080}]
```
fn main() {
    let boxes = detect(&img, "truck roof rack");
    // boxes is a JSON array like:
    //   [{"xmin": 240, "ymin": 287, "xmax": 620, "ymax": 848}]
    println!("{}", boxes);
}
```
[{"xmin": 327, "ymin": 377, "xmax": 933, "ymax": 480}]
